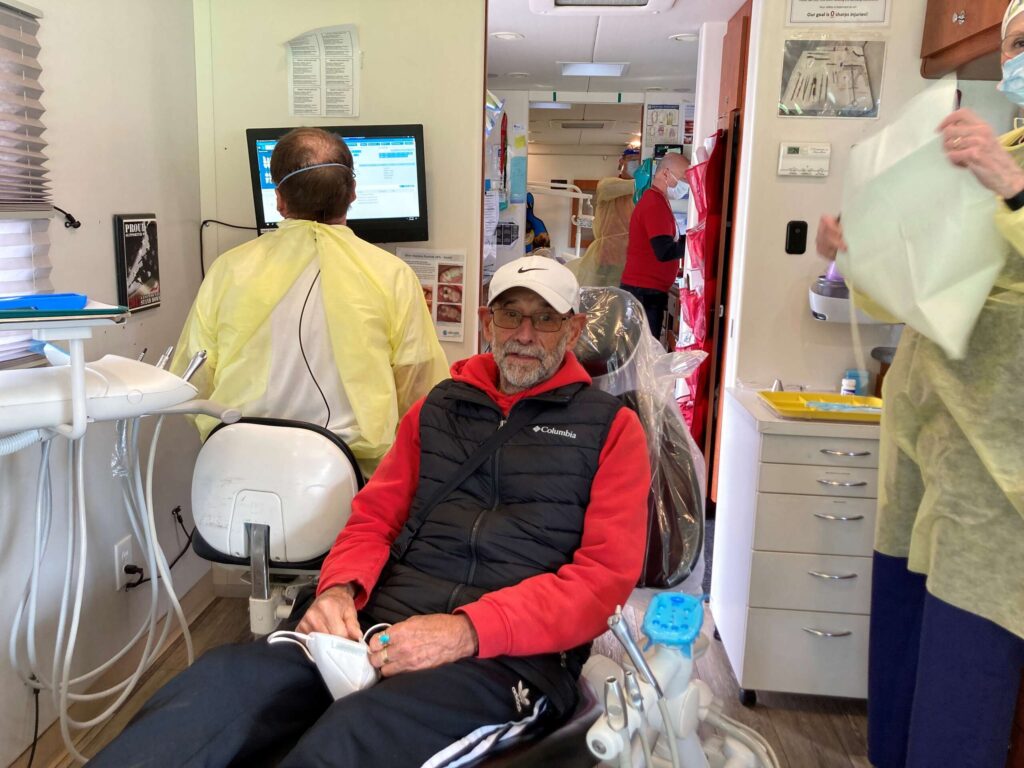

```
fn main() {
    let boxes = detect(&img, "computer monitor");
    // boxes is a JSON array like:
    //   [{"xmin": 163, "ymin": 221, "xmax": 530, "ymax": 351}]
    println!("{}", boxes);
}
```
[{"xmin": 246, "ymin": 124, "xmax": 429, "ymax": 243}]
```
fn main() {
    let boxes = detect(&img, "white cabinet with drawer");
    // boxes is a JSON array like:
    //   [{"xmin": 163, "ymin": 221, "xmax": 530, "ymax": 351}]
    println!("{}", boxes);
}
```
[{"xmin": 710, "ymin": 389, "xmax": 880, "ymax": 705}]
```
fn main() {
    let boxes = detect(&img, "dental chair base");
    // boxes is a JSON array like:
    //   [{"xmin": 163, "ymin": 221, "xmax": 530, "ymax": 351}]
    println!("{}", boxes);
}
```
[{"xmin": 585, "ymin": 594, "xmax": 780, "ymax": 768}]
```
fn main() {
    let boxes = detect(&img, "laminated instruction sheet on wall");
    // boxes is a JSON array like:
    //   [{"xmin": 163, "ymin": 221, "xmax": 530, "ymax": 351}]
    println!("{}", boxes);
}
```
[
  {"xmin": 840, "ymin": 76, "xmax": 1006, "ymax": 359},
  {"xmin": 397, "ymin": 248, "xmax": 467, "ymax": 343},
  {"xmin": 287, "ymin": 25, "xmax": 360, "ymax": 118}
]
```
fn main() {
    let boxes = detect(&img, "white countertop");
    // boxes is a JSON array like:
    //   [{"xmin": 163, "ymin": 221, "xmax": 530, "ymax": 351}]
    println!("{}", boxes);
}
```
[{"xmin": 727, "ymin": 387, "xmax": 881, "ymax": 440}]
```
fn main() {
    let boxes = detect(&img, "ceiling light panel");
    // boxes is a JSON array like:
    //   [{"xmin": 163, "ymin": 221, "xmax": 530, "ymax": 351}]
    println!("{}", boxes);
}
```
[{"xmin": 559, "ymin": 61, "xmax": 630, "ymax": 77}]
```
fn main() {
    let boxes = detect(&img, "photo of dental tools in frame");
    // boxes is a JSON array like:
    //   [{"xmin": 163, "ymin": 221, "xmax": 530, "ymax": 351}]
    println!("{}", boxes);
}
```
[{"xmin": 778, "ymin": 38, "xmax": 885, "ymax": 118}]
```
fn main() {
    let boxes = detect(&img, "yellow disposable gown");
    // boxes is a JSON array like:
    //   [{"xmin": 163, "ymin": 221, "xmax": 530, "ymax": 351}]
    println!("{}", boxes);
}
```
[
  {"xmin": 569, "ymin": 178, "xmax": 634, "ymax": 287},
  {"xmin": 875, "ymin": 128, "xmax": 1024, "ymax": 639},
  {"xmin": 171, "ymin": 220, "xmax": 450, "ymax": 471}
]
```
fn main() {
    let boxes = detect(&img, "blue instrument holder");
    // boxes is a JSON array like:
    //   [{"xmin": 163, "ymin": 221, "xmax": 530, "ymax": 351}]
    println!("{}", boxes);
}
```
[
  {"xmin": 643, "ymin": 592, "xmax": 704, "ymax": 658},
  {"xmin": 0, "ymin": 293, "xmax": 88, "ymax": 312}
]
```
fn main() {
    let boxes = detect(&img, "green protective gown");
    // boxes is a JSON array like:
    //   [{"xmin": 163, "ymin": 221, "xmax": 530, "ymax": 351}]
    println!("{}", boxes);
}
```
[
  {"xmin": 170, "ymin": 219, "xmax": 451, "ymax": 474},
  {"xmin": 875, "ymin": 127, "xmax": 1024, "ymax": 639}
]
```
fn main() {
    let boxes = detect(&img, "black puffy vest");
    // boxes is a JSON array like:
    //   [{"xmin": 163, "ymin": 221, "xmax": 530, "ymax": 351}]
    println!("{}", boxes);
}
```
[{"xmin": 363, "ymin": 377, "xmax": 622, "ymax": 711}]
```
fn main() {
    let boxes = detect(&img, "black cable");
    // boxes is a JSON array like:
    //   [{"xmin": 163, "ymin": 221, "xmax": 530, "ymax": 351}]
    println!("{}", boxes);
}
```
[
  {"xmin": 26, "ymin": 677, "xmax": 39, "ymax": 768},
  {"xmin": 298, "ymin": 269, "xmax": 331, "ymax": 429},
  {"xmin": 53, "ymin": 205, "xmax": 81, "ymax": 229},
  {"xmin": 126, "ymin": 507, "xmax": 195, "ymax": 590},
  {"xmin": 198, "ymin": 219, "xmax": 259, "ymax": 279}
]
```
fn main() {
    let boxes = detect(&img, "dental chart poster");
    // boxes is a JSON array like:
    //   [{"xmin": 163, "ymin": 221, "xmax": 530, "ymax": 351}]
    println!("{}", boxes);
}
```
[
  {"xmin": 287, "ymin": 24, "xmax": 360, "ymax": 118},
  {"xmin": 396, "ymin": 248, "xmax": 466, "ymax": 343},
  {"xmin": 788, "ymin": 0, "xmax": 890, "ymax": 25},
  {"xmin": 779, "ymin": 40, "xmax": 885, "ymax": 118},
  {"xmin": 113, "ymin": 214, "xmax": 160, "ymax": 313}
]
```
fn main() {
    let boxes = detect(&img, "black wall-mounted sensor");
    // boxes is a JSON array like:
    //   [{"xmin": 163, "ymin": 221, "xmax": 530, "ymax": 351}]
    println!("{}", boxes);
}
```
[{"xmin": 786, "ymin": 220, "xmax": 808, "ymax": 254}]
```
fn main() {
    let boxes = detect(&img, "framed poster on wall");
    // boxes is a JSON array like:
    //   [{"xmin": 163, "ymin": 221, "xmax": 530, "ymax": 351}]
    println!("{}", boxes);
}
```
[{"xmin": 113, "ymin": 213, "xmax": 161, "ymax": 312}]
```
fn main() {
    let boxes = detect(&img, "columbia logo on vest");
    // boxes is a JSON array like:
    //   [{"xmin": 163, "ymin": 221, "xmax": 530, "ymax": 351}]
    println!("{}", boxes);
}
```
[{"xmin": 532, "ymin": 425, "xmax": 577, "ymax": 439}]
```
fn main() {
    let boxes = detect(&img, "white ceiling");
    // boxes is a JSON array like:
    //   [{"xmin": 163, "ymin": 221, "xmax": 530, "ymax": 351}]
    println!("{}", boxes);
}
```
[
  {"xmin": 487, "ymin": 0, "xmax": 747, "ymax": 94},
  {"xmin": 528, "ymin": 102, "xmax": 642, "ymax": 147}
]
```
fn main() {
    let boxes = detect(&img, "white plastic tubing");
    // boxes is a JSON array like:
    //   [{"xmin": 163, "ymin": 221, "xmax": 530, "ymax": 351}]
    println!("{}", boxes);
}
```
[{"xmin": 8, "ymin": 416, "xmax": 193, "ymax": 763}]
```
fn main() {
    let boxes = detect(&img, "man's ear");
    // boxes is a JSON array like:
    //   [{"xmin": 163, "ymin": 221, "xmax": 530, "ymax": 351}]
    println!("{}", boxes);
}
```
[
  {"xmin": 275, "ymin": 189, "xmax": 287, "ymax": 218},
  {"xmin": 478, "ymin": 306, "xmax": 495, "ymax": 345},
  {"xmin": 565, "ymin": 312, "xmax": 587, "ymax": 349}
]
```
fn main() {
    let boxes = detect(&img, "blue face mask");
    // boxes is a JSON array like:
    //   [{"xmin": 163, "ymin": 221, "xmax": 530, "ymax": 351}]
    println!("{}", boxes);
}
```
[{"xmin": 998, "ymin": 51, "xmax": 1024, "ymax": 107}]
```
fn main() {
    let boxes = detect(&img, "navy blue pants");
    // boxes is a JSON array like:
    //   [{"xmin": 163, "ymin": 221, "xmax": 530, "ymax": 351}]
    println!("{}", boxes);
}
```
[
  {"xmin": 619, "ymin": 284, "xmax": 668, "ymax": 340},
  {"xmin": 869, "ymin": 552, "xmax": 1024, "ymax": 768},
  {"xmin": 89, "ymin": 640, "xmax": 557, "ymax": 767}
]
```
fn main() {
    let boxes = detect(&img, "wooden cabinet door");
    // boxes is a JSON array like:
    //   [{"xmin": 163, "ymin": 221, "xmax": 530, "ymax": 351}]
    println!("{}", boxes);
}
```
[
  {"xmin": 718, "ymin": 8, "xmax": 747, "ymax": 121},
  {"xmin": 921, "ymin": 0, "xmax": 1004, "ymax": 58}
]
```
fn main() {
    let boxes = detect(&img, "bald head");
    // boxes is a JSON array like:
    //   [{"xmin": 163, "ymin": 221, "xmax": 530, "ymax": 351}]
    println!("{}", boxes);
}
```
[
  {"xmin": 270, "ymin": 127, "xmax": 355, "ymax": 223},
  {"xmin": 651, "ymin": 152, "xmax": 690, "ymax": 195}
]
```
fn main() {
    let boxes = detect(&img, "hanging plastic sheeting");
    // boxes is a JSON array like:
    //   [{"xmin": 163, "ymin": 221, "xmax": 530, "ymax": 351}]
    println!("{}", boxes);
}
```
[
  {"xmin": 575, "ymin": 287, "xmax": 708, "ymax": 591},
  {"xmin": 632, "ymin": 157, "xmax": 654, "ymax": 205},
  {"xmin": 484, "ymin": 90, "xmax": 505, "ymax": 139},
  {"xmin": 568, "ymin": 178, "xmax": 635, "ymax": 288}
]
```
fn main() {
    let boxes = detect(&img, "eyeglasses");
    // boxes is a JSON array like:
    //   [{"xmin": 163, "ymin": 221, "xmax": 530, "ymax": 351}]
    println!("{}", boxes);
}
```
[{"xmin": 490, "ymin": 308, "xmax": 571, "ymax": 333}]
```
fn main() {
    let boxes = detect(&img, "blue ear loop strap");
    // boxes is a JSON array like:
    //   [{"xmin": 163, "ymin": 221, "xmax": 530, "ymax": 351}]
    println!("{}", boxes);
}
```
[{"xmin": 275, "ymin": 162, "xmax": 351, "ymax": 187}]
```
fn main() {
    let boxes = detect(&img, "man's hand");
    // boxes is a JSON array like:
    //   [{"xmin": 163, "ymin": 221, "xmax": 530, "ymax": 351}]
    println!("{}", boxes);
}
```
[
  {"xmin": 939, "ymin": 108, "xmax": 1024, "ymax": 198},
  {"xmin": 295, "ymin": 584, "xmax": 361, "ymax": 641},
  {"xmin": 816, "ymin": 215, "xmax": 846, "ymax": 261},
  {"xmin": 366, "ymin": 614, "xmax": 478, "ymax": 678}
]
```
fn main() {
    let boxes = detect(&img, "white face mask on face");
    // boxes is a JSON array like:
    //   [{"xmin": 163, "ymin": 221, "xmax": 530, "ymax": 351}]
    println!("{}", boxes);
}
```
[{"xmin": 667, "ymin": 177, "xmax": 689, "ymax": 200}]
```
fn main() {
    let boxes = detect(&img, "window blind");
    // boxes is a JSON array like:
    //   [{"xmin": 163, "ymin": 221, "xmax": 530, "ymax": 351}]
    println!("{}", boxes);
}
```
[{"xmin": 0, "ymin": 2, "xmax": 51, "ymax": 365}]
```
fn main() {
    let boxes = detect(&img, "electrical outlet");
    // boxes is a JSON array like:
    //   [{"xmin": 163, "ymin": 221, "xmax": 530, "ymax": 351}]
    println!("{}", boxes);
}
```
[{"xmin": 114, "ymin": 536, "xmax": 134, "ymax": 591}]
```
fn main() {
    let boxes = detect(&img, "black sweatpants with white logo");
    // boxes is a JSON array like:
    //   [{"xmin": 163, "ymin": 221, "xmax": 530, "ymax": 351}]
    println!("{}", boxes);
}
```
[{"xmin": 89, "ymin": 639, "xmax": 557, "ymax": 768}]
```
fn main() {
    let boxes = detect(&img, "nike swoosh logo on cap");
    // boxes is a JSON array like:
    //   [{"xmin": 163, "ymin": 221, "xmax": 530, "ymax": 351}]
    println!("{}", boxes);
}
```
[{"xmin": 517, "ymin": 267, "xmax": 548, "ymax": 273}]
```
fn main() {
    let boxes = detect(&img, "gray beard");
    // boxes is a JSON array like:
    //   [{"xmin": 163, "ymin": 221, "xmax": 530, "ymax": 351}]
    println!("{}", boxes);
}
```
[{"xmin": 493, "ymin": 333, "xmax": 569, "ymax": 393}]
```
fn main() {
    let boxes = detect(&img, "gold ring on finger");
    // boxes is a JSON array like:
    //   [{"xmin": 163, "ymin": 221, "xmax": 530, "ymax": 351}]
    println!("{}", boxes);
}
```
[
  {"xmin": 382, "ymin": 647, "xmax": 389, "ymax": 665},
  {"xmin": 953, "ymin": 136, "xmax": 962, "ymax": 147}
]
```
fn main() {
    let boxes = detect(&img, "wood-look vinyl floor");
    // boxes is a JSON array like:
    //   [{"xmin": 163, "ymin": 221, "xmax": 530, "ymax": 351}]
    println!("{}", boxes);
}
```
[{"xmin": 51, "ymin": 597, "xmax": 869, "ymax": 767}]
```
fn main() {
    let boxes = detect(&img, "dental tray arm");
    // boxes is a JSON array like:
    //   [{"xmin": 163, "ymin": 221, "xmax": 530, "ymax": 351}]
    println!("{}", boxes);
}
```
[{"xmin": 150, "ymin": 399, "xmax": 240, "ymax": 423}]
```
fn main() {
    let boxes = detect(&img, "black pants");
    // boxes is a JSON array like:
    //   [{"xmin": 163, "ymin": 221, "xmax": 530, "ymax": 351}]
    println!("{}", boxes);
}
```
[
  {"xmin": 619, "ymin": 283, "xmax": 668, "ymax": 339},
  {"xmin": 90, "ymin": 639, "xmax": 558, "ymax": 768}
]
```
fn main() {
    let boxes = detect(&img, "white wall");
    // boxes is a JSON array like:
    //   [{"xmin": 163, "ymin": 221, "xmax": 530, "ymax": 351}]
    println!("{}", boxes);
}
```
[
  {"xmin": 194, "ymin": 0, "xmax": 486, "ymax": 362},
  {"xmin": 0, "ymin": 2, "xmax": 204, "ymax": 764},
  {"xmin": 528, "ymin": 151, "xmax": 619, "ymax": 257},
  {"xmin": 724, "ymin": 0, "xmax": 935, "ymax": 392}
]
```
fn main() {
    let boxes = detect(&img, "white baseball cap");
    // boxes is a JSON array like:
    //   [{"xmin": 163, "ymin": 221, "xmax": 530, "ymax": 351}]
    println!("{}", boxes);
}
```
[{"xmin": 487, "ymin": 256, "xmax": 580, "ymax": 314}]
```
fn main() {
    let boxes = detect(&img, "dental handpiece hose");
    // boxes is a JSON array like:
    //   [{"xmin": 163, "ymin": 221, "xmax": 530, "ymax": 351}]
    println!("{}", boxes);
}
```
[
  {"xmin": 180, "ymin": 350, "xmax": 207, "ymax": 383},
  {"xmin": 624, "ymin": 670, "xmax": 654, "ymax": 768},
  {"xmin": 608, "ymin": 609, "xmax": 681, "ymax": 768}
]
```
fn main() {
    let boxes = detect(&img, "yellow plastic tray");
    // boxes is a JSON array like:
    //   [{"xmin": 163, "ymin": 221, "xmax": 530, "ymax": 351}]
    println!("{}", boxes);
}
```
[{"xmin": 758, "ymin": 391, "xmax": 883, "ymax": 423}]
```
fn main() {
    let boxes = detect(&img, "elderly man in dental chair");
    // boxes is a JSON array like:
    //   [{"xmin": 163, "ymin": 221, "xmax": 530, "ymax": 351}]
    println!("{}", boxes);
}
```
[{"xmin": 92, "ymin": 256, "xmax": 650, "ymax": 768}]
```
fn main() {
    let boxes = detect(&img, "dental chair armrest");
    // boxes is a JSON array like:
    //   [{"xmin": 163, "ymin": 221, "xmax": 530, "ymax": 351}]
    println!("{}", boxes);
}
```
[{"xmin": 152, "ymin": 399, "xmax": 241, "ymax": 423}]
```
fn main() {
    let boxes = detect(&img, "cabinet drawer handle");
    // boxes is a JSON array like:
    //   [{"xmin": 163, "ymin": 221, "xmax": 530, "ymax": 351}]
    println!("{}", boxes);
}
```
[
  {"xmin": 813, "ymin": 512, "xmax": 865, "ymax": 522},
  {"xmin": 802, "ymin": 627, "xmax": 853, "ymax": 638},
  {"xmin": 808, "ymin": 570, "xmax": 858, "ymax": 580},
  {"xmin": 951, "ymin": 10, "xmax": 966, "ymax": 25},
  {"xmin": 817, "ymin": 479, "xmax": 868, "ymax": 487},
  {"xmin": 820, "ymin": 448, "xmax": 871, "ymax": 457}
]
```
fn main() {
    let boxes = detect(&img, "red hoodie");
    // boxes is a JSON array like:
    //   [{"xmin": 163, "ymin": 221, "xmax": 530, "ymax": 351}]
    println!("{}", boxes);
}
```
[{"xmin": 317, "ymin": 352, "xmax": 651, "ymax": 658}]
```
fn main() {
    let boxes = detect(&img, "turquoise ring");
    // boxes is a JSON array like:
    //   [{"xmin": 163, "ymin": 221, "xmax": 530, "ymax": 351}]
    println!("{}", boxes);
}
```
[{"xmin": 379, "ymin": 633, "xmax": 390, "ymax": 646}]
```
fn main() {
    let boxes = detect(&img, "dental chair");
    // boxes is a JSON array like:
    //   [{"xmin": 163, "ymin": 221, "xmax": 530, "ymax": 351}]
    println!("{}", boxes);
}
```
[{"xmin": 190, "ymin": 417, "xmax": 364, "ymax": 635}]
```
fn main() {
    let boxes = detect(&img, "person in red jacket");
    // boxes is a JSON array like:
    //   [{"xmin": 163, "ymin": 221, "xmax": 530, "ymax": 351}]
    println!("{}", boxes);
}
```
[
  {"xmin": 620, "ymin": 151, "xmax": 690, "ymax": 339},
  {"xmin": 92, "ymin": 256, "xmax": 651, "ymax": 768}
]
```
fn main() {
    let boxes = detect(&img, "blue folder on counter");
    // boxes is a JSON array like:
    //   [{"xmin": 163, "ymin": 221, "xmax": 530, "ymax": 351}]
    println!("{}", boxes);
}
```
[{"xmin": 0, "ymin": 294, "xmax": 129, "ymax": 322}]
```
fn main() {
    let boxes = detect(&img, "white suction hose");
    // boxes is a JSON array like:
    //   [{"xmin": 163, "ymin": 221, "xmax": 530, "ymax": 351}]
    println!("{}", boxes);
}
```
[{"xmin": 0, "ymin": 428, "xmax": 46, "ymax": 456}]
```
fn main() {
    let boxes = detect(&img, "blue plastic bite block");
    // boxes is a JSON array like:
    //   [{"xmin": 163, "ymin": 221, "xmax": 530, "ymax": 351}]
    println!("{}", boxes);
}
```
[
  {"xmin": 643, "ymin": 592, "xmax": 704, "ymax": 658},
  {"xmin": 0, "ymin": 293, "xmax": 88, "ymax": 311}
]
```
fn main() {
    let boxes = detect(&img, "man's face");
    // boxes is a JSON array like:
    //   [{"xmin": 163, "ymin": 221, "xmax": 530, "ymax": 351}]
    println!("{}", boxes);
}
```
[{"xmin": 479, "ymin": 288, "xmax": 587, "ymax": 393}]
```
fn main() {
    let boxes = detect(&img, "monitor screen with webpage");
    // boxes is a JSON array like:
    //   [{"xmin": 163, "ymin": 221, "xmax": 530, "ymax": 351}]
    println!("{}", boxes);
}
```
[{"xmin": 246, "ymin": 124, "xmax": 428, "ymax": 243}]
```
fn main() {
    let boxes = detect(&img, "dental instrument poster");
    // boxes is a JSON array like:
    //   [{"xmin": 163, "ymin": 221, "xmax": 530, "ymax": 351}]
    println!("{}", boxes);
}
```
[
  {"xmin": 396, "ymin": 248, "xmax": 466, "ymax": 343},
  {"xmin": 287, "ymin": 24, "xmax": 360, "ymax": 118},
  {"xmin": 779, "ymin": 40, "xmax": 885, "ymax": 118},
  {"xmin": 788, "ymin": 0, "xmax": 890, "ymax": 25},
  {"xmin": 113, "ymin": 214, "xmax": 160, "ymax": 313}
]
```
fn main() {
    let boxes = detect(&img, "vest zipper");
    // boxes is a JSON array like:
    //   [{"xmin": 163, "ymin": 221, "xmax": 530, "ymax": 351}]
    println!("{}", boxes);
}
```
[{"xmin": 447, "ymin": 417, "xmax": 505, "ymax": 613}]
